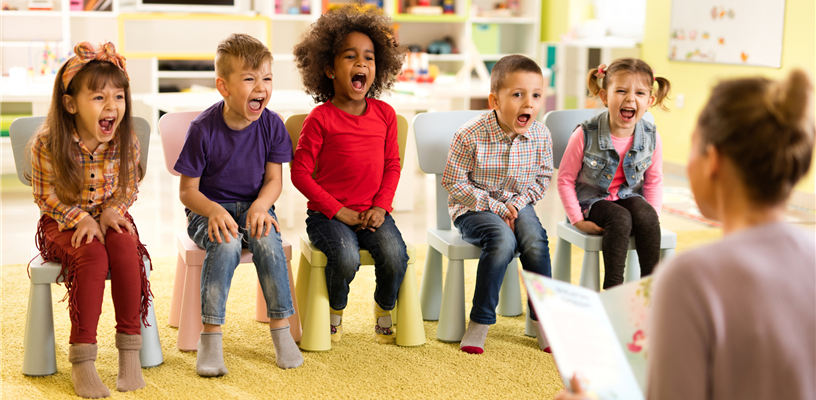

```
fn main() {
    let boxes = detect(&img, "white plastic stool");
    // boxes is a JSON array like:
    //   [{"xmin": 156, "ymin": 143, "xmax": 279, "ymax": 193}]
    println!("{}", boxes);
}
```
[{"xmin": 23, "ymin": 251, "xmax": 163, "ymax": 376}]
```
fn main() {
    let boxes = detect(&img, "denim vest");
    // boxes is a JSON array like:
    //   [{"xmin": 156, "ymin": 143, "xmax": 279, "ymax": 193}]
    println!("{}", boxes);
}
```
[{"xmin": 575, "ymin": 110, "xmax": 656, "ymax": 218}]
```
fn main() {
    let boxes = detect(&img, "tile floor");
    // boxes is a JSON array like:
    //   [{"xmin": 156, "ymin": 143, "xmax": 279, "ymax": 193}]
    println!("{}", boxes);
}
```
[{"xmin": 1, "ymin": 135, "xmax": 727, "ymax": 266}]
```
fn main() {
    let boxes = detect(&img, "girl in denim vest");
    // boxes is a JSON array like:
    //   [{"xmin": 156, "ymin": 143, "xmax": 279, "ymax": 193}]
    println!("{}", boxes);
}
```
[{"xmin": 556, "ymin": 58, "xmax": 671, "ymax": 289}]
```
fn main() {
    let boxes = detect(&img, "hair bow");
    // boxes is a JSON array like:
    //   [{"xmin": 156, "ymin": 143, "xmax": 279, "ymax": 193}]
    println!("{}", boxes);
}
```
[{"xmin": 62, "ymin": 41, "xmax": 128, "ymax": 91}]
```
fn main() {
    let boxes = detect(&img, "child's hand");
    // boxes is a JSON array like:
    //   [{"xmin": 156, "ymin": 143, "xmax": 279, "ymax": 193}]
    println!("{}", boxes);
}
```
[
  {"xmin": 554, "ymin": 374, "xmax": 590, "ymax": 400},
  {"xmin": 359, "ymin": 207, "xmax": 386, "ymax": 232},
  {"xmin": 72, "ymin": 215, "xmax": 105, "ymax": 248},
  {"xmin": 99, "ymin": 208, "xmax": 135, "ymax": 237},
  {"xmin": 334, "ymin": 207, "xmax": 363, "ymax": 227},
  {"xmin": 503, "ymin": 204, "xmax": 518, "ymax": 232},
  {"xmin": 207, "ymin": 205, "xmax": 239, "ymax": 244},
  {"xmin": 574, "ymin": 220, "xmax": 604, "ymax": 235},
  {"xmin": 246, "ymin": 204, "xmax": 280, "ymax": 239}
]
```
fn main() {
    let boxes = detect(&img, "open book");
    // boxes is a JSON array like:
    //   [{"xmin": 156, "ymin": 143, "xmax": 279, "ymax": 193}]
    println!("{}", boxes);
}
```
[{"xmin": 522, "ymin": 271, "xmax": 653, "ymax": 399}]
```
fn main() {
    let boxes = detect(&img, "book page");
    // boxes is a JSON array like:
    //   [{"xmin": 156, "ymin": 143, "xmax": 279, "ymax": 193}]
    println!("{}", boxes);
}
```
[
  {"xmin": 599, "ymin": 277, "xmax": 653, "ymax": 392},
  {"xmin": 522, "ymin": 271, "xmax": 643, "ymax": 400}
]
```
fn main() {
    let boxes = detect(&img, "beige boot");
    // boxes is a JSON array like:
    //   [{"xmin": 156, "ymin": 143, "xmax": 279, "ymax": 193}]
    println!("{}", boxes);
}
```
[
  {"xmin": 69, "ymin": 344, "xmax": 111, "ymax": 399},
  {"xmin": 115, "ymin": 333, "xmax": 145, "ymax": 392}
]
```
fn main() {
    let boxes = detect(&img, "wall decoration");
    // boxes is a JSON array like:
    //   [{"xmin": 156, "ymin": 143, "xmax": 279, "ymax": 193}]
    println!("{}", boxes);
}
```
[{"xmin": 668, "ymin": 0, "xmax": 785, "ymax": 67}]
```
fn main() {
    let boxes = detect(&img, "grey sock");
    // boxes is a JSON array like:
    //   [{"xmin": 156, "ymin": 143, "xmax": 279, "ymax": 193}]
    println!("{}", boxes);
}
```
[
  {"xmin": 196, "ymin": 332, "xmax": 228, "ymax": 377},
  {"xmin": 270, "ymin": 326, "xmax": 303, "ymax": 369},
  {"xmin": 533, "ymin": 321, "xmax": 550, "ymax": 351},
  {"xmin": 460, "ymin": 321, "xmax": 489, "ymax": 354},
  {"xmin": 377, "ymin": 315, "xmax": 392, "ymax": 328}
]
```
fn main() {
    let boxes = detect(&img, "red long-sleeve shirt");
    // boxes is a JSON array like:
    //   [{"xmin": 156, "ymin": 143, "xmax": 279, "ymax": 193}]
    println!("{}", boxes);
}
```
[{"xmin": 290, "ymin": 98, "xmax": 401, "ymax": 219}]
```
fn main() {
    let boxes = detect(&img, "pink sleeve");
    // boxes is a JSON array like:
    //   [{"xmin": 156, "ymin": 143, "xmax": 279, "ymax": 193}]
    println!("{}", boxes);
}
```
[
  {"xmin": 643, "ymin": 132, "xmax": 663, "ymax": 217},
  {"xmin": 290, "ymin": 110, "xmax": 344, "ymax": 219},
  {"xmin": 556, "ymin": 127, "xmax": 586, "ymax": 225},
  {"xmin": 371, "ymin": 107, "xmax": 400, "ymax": 213}
]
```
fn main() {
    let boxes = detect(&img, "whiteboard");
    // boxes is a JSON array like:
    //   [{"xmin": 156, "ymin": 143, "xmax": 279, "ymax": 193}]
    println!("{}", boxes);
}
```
[{"xmin": 668, "ymin": 0, "xmax": 786, "ymax": 68}]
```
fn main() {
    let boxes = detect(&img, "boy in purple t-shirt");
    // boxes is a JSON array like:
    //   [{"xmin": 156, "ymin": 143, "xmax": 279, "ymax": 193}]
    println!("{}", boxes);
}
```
[{"xmin": 174, "ymin": 34, "xmax": 302, "ymax": 374}]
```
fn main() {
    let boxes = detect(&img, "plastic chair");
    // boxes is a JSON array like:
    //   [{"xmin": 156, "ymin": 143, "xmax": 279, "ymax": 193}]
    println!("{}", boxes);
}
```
[
  {"xmin": 285, "ymin": 113, "xmax": 426, "ymax": 352},
  {"xmin": 542, "ymin": 109, "xmax": 677, "ymax": 291},
  {"xmin": 9, "ymin": 116, "xmax": 163, "ymax": 376},
  {"xmin": 158, "ymin": 111, "xmax": 301, "ymax": 351},
  {"xmin": 413, "ymin": 110, "xmax": 534, "ymax": 342}
]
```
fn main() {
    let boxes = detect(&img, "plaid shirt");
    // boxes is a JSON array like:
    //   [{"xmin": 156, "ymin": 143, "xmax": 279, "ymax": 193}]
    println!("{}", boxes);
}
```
[
  {"xmin": 31, "ymin": 130, "xmax": 139, "ymax": 231},
  {"xmin": 441, "ymin": 110, "xmax": 553, "ymax": 222}
]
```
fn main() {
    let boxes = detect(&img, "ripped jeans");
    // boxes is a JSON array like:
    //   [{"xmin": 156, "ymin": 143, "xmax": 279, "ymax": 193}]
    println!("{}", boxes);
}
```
[{"xmin": 187, "ymin": 202, "xmax": 294, "ymax": 325}]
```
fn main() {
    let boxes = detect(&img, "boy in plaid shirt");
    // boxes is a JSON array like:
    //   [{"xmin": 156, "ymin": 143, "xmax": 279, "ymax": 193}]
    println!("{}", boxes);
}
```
[{"xmin": 441, "ymin": 55, "xmax": 553, "ymax": 355}]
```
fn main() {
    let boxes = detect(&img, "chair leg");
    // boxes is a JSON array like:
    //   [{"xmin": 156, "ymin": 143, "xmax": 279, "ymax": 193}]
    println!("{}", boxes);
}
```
[
  {"xmin": 624, "ymin": 250, "xmax": 640, "ymax": 283},
  {"xmin": 553, "ymin": 237, "xmax": 572, "ymax": 283},
  {"xmin": 295, "ymin": 253, "xmax": 312, "ymax": 324},
  {"xmin": 139, "ymin": 294, "xmax": 164, "ymax": 367},
  {"xmin": 660, "ymin": 247, "xmax": 676, "ymax": 261},
  {"xmin": 395, "ymin": 262, "xmax": 426, "ymax": 347},
  {"xmin": 524, "ymin": 304, "xmax": 536, "ymax": 337},
  {"xmin": 579, "ymin": 251, "xmax": 601, "ymax": 291},
  {"xmin": 497, "ymin": 259, "xmax": 523, "ymax": 317},
  {"xmin": 177, "ymin": 264, "xmax": 203, "ymax": 351},
  {"xmin": 299, "ymin": 264, "xmax": 331, "ymax": 352},
  {"xmin": 419, "ymin": 246, "xmax": 443, "ymax": 321},
  {"xmin": 255, "ymin": 260, "xmax": 302, "ymax": 342},
  {"xmin": 437, "ymin": 259, "xmax": 466, "ymax": 343},
  {"xmin": 168, "ymin": 254, "xmax": 187, "ymax": 328},
  {"xmin": 22, "ymin": 282, "xmax": 57, "ymax": 376}
]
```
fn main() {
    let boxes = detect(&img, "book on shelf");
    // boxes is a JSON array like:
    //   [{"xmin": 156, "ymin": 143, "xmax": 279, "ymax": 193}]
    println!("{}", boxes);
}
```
[{"xmin": 522, "ymin": 271, "xmax": 654, "ymax": 399}]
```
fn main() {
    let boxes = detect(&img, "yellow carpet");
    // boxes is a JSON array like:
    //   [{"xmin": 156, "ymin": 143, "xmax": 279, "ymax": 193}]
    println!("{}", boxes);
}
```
[{"xmin": 1, "ymin": 229, "xmax": 721, "ymax": 399}]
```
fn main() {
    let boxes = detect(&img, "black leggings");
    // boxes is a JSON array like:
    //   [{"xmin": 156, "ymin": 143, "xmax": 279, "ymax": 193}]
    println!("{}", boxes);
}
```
[{"xmin": 587, "ymin": 196, "xmax": 661, "ymax": 289}]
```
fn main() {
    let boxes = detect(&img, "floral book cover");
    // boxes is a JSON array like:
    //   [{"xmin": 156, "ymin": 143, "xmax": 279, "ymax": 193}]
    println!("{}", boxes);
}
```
[{"xmin": 522, "ymin": 271, "xmax": 651, "ymax": 400}]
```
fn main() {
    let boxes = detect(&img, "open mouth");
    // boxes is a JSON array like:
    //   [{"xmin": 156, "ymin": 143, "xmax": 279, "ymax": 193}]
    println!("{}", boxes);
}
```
[
  {"xmin": 620, "ymin": 108, "xmax": 636, "ymax": 121},
  {"xmin": 516, "ymin": 114, "xmax": 531, "ymax": 127},
  {"xmin": 248, "ymin": 97, "xmax": 264, "ymax": 112},
  {"xmin": 98, "ymin": 117, "xmax": 115, "ymax": 134},
  {"xmin": 351, "ymin": 74, "xmax": 367, "ymax": 92}
]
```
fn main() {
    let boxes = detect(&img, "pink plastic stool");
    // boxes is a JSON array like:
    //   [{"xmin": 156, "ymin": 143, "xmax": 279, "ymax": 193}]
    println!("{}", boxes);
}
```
[{"xmin": 168, "ymin": 234, "xmax": 301, "ymax": 351}]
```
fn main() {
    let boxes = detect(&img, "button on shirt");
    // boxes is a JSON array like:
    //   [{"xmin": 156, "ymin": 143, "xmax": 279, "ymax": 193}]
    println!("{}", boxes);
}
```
[
  {"xmin": 31, "ymin": 131, "xmax": 139, "ymax": 231},
  {"xmin": 442, "ymin": 110, "xmax": 553, "ymax": 222}
]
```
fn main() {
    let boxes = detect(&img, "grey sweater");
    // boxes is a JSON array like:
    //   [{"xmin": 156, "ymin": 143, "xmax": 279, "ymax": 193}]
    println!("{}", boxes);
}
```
[{"xmin": 647, "ymin": 222, "xmax": 815, "ymax": 400}]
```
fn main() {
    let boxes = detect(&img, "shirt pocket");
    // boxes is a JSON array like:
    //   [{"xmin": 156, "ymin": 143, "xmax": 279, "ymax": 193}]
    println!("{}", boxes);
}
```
[
  {"xmin": 103, "ymin": 159, "xmax": 120, "ymax": 198},
  {"xmin": 474, "ymin": 147, "xmax": 508, "ymax": 186},
  {"xmin": 635, "ymin": 156, "xmax": 653, "ymax": 180},
  {"xmin": 579, "ymin": 154, "xmax": 607, "ymax": 182}
]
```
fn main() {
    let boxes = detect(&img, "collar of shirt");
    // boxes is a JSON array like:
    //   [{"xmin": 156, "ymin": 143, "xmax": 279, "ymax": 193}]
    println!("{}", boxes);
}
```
[{"xmin": 71, "ymin": 131, "xmax": 111, "ymax": 155}]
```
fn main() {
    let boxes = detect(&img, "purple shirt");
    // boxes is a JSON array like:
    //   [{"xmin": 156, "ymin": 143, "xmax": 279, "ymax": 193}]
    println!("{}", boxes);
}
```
[{"xmin": 174, "ymin": 100, "xmax": 293, "ymax": 204}]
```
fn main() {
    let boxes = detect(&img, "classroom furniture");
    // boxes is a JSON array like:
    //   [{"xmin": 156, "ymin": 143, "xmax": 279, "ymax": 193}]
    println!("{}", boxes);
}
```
[
  {"xmin": 542, "ymin": 109, "xmax": 677, "ymax": 291},
  {"xmin": 413, "ymin": 110, "xmax": 536, "ymax": 342},
  {"xmin": 9, "ymin": 116, "xmax": 163, "ymax": 376},
  {"xmin": 285, "ymin": 113, "xmax": 426, "ymax": 352},
  {"xmin": 157, "ymin": 111, "xmax": 301, "ymax": 351}
]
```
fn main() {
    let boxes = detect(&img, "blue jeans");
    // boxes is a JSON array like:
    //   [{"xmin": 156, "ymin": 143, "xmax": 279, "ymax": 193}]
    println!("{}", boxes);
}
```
[
  {"xmin": 305, "ymin": 211, "xmax": 408, "ymax": 311},
  {"xmin": 454, "ymin": 205, "xmax": 552, "ymax": 325},
  {"xmin": 187, "ymin": 202, "xmax": 294, "ymax": 325}
]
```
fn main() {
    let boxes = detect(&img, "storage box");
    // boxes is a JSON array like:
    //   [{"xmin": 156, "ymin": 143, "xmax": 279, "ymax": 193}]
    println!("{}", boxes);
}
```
[{"xmin": 472, "ymin": 23, "xmax": 500, "ymax": 55}]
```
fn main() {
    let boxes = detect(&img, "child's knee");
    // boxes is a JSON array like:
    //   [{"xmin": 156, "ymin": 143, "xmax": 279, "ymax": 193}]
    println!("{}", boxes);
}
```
[
  {"xmin": 330, "ymin": 246, "xmax": 361, "ymax": 276},
  {"xmin": 104, "ymin": 229, "xmax": 136, "ymax": 249},
  {"xmin": 485, "ymin": 229, "xmax": 517, "ymax": 258},
  {"xmin": 205, "ymin": 236, "xmax": 242, "ymax": 256}
]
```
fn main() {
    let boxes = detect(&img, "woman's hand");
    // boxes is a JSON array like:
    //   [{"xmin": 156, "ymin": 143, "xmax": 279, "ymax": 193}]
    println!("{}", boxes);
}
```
[
  {"xmin": 72, "ymin": 215, "xmax": 105, "ymax": 248},
  {"xmin": 574, "ymin": 220, "xmax": 604, "ymax": 235},
  {"xmin": 554, "ymin": 374, "xmax": 591, "ymax": 400}
]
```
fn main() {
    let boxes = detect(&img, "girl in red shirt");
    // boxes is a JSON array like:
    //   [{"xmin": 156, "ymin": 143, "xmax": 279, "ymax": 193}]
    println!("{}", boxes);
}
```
[{"xmin": 292, "ymin": 5, "xmax": 409, "ymax": 345}]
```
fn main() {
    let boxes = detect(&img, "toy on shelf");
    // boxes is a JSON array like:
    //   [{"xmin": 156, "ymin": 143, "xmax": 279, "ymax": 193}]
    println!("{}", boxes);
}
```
[
  {"xmin": 477, "ymin": 0, "xmax": 519, "ymax": 17},
  {"xmin": 427, "ymin": 37, "xmax": 457, "ymax": 54},
  {"xmin": 442, "ymin": 0, "xmax": 454, "ymax": 14},
  {"xmin": 399, "ymin": 52, "xmax": 438, "ymax": 83},
  {"xmin": 407, "ymin": 0, "xmax": 442, "ymax": 15},
  {"xmin": 27, "ymin": 0, "xmax": 53, "ymax": 10}
]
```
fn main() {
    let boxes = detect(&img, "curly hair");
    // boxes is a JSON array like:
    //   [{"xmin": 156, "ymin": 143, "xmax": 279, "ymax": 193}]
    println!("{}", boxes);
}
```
[{"xmin": 293, "ymin": 3, "xmax": 407, "ymax": 103}]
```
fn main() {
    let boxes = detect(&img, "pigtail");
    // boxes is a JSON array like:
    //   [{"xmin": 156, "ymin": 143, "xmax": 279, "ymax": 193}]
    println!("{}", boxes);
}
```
[
  {"xmin": 652, "ymin": 76, "xmax": 672, "ymax": 111},
  {"xmin": 586, "ymin": 67, "xmax": 604, "ymax": 97}
]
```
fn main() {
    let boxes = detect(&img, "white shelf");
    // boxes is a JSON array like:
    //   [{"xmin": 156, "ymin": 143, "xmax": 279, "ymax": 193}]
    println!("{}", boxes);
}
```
[
  {"xmin": 269, "ymin": 13, "xmax": 314, "ymax": 21},
  {"xmin": 0, "ymin": 40, "xmax": 61, "ymax": 47},
  {"xmin": 0, "ymin": 10, "xmax": 63, "ymax": 17},
  {"xmin": 479, "ymin": 53, "xmax": 535, "ymax": 61},
  {"xmin": 68, "ymin": 11, "xmax": 117, "ymax": 18},
  {"xmin": 427, "ymin": 54, "xmax": 466, "ymax": 61},
  {"xmin": 156, "ymin": 71, "xmax": 216, "ymax": 78},
  {"xmin": 470, "ymin": 16, "xmax": 537, "ymax": 24}
]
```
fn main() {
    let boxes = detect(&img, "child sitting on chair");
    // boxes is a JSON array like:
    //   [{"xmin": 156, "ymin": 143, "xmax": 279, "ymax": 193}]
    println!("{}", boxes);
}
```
[
  {"xmin": 291, "ymin": 5, "xmax": 410, "ymax": 345},
  {"xmin": 174, "ymin": 33, "xmax": 302, "ymax": 374},
  {"xmin": 441, "ymin": 55, "xmax": 553, "ymax": 354}
]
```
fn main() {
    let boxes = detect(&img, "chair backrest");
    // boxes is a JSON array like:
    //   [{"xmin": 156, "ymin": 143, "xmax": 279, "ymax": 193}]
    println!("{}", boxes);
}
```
[
  {"xmin": 412, "ymin": 110, "xmax": 485, "ymax": 230},
  {"xmin": 9, "ymin": 116, "xmax": 152, "ymax": 186},
  {"xmin": 542, "ymin": 109, "xmax": 655, "ymax": 169},
  {"xmin": 285, "ymin": 113, "xmax": 410, "ymax": 171},
  {"xmin": 157, "ymin": 111, "xmax": 202, "ymax": 177}
]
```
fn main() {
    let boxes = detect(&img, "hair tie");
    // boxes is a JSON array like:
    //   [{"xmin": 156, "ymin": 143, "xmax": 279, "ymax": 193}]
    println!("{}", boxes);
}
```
[
  {"xmin": 62, "ymin": 41, "xmax": 129, "ymax": 91},
  {"xmin": 597, "ymin": 64, "xmax": 607, "ymax": 78}
]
